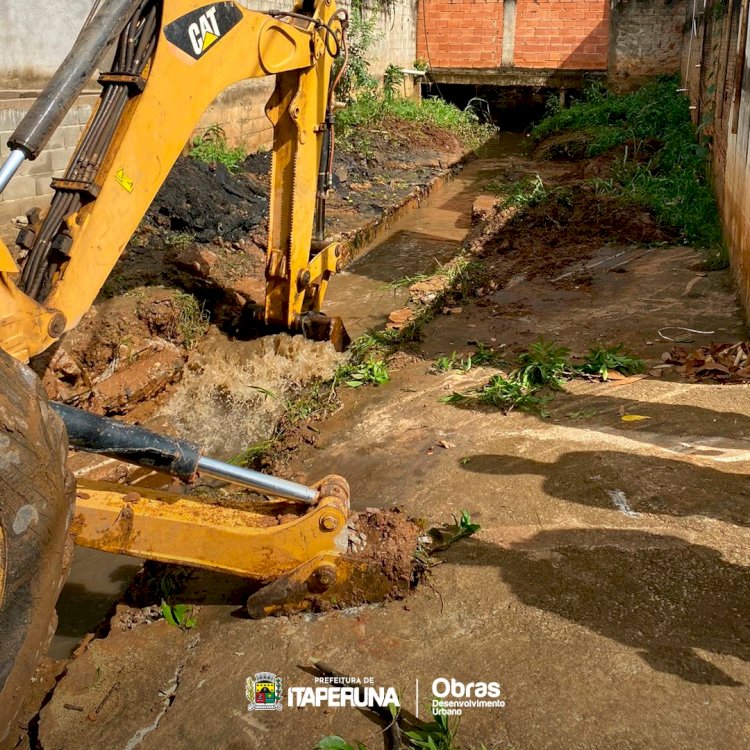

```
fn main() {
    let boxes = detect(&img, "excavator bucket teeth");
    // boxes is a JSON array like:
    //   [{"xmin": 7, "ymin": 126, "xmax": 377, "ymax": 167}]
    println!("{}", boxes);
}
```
[
  {"xmin": 245, "ymin": 553, "xmax": 407, "ymax": 618},
  {"xmin": 296, "ymin": 313, "xmax": 351, "ymax": 352}
]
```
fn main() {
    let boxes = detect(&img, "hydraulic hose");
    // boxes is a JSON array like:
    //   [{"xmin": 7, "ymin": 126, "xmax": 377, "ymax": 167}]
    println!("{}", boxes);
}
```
[{"xmin": 8, "ymin": 0, "xmax": 142, "ymax": 159}]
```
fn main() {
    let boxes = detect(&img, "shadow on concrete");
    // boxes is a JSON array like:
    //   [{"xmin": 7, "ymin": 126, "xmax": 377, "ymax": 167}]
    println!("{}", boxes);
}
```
[
  {"xmin": 453, "ymin": 529, "xmax": 750, "ymax": 686},
  {"xmin": 460, "ymin": 450, "xmax": 750, "ymax": 527}
]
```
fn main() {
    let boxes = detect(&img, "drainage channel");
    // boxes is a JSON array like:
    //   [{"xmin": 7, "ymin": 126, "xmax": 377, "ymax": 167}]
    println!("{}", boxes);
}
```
[{"xmin": 50, "ymin": 132, "xmax": 526, "ymax": 658}]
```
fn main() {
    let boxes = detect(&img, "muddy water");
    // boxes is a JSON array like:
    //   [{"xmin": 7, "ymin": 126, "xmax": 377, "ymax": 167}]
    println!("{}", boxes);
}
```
[
  {"xmin": 325, "ymin": 133, "xmax": 525, "ymax": 336},
  {"xmin": 50, "ymin": 134, "xmax": 524, "ymax": 658}
]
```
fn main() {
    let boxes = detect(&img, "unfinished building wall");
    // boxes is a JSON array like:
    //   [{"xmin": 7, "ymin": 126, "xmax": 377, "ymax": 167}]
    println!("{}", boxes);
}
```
[
  {"xmin": 0, "ymin": 0, "xmax": 418, "ymax": 224},
  {"xmin": 513, "ymin": 0, "xmax": 609, "ymax": 69},
  {"xmin": 682, "ymin": 0, "xmax": 750, "ymax": 315},
  {"xmin": 609, "ymin": 0, "xmax": 687, "ymax": 89},
  {"xmin": 418, "ymin": 0, "xmax": 610, "ymax": 71},
  {"xmin": 416, "ymin": 0, "xmax": 504, "ymax": 68}
]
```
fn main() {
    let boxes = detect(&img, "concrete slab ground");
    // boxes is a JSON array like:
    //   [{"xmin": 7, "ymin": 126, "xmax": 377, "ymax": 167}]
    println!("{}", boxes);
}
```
[{"xmin": 34, "ymin": 243, "xmax": 750, "ymax": 749}]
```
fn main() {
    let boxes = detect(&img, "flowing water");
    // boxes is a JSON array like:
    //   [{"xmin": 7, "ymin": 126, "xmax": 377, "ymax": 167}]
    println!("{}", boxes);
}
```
[{"xmin": 50, "ymin": 133, "xmax": 526, "ymax": 658}]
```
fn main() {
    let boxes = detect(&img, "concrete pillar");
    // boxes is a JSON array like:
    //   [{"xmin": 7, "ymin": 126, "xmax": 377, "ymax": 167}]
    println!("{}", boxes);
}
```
[{"xmin": 502, "ymin": 0, "xmax": 517, "ymax": 67}]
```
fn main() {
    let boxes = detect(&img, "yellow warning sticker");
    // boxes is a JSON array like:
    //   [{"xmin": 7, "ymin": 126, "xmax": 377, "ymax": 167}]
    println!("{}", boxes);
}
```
[{"xmin": 115, "ymin": 167, "xmax": 134, "ymax": 193}]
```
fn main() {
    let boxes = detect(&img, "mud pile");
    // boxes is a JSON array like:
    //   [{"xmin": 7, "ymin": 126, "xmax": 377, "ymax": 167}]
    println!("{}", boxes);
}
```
[
  {"xmin": 147, "ymin": 157, "xmax": 268, "ymax": 242},
  {"xmin": 349, "ymin": 508, "xmax": 422, "ymax": 598},
  {"xmin": 470, "ymin": 182, "xmax": 676, "ymax": 288},
  {"xmin": 33, "ymin": 289, "xmax": 192, "ymax": 415}
]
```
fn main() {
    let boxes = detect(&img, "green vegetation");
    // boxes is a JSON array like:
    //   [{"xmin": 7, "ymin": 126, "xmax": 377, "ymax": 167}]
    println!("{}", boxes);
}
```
[
  {"xmin": 156, "ymin": 569, "xmax": 197, "ymax": 630},
  {"xmin": 337, "ymin": 358, "xmax": 390, "ymax": 388},
  {"xmin": 383, "ymin": 63, "xmax": 406, "ymax": 100},
  {"xmin": 511, "ymin": 339, "xmax": 572, "ymax": 390},
  {"xmin": 432, "ymin": 344, "xmax": 503, "ymax": 373},
  {"xmin": 160, "ymin": 600, "xmax": 197, "ymax": 630},
  {"xmin": 404, "ymin": 709, "xmax": 459, "ymax": 750},
  {"xmin": 334, "ymin": 0, "xmax": 378, "ymax": 101},
  {"xmin": 531, "ymin": 77, "xmax": 723, "ymax": 253},
  {"xmin": 333, "ymin": 1, "xmax": 492, "ymax": 150},
  {"xmin": 173, "ymin": 291, "xmax": 210, "ymax": 349},
  {"xmin": 190, "ymin": 124, "xmax": 247, "ymax": 172},
  {"xmin": 442, "ymin": 374, "xmax": 549, "ymax": 415},
  {"xmin": 427, "ymin": 511, "xmax": 482, "ymax": 555},
  {"xmin": 439, "ymin": 339, "xmax": 645, "ymax": 414},
  {"xmin": 336, "ymin": 92, "xmax": 494, "ymax": 150},
  {"xmin": 579, "ymin": 344, "xmax": 645, "ymax": 381}
]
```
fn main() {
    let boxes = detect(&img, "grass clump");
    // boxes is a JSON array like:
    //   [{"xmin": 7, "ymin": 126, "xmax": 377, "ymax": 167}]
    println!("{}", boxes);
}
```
[
  {"xmin": 531, "ymin": 77, "xmax": 723, "ymax": 253},
  {"xmin": 190, "ymin": 124, "xmax": 247, "ymax": 172},
  {"xmin": 173, "ymin": 292, "xmax": 210, "ymax": 349},
  {"xmin": 336, "ymin": 91, "xmax": 495, "ymax": 150}
]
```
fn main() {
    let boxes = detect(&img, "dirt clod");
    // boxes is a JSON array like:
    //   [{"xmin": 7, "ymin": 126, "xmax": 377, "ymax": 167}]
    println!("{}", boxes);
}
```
[{"xmin": 348, "ymin": 508, "xmax": 421, "ymax": 598}]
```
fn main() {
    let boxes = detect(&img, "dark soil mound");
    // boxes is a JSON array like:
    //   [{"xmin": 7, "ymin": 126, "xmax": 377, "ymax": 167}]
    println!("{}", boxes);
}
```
[{"xmin": 148, "ymin": 158, "xmax": 268, "ymax": 242}]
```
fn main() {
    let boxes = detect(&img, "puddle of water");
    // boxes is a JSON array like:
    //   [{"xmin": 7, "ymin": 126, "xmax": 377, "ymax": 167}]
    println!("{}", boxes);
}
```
[
  {"xmin": 49, "ymin": 133, "xmax": 525, "ymax": 657},
  {"xmin": 50, "ymin": 547, "xmax": 142, "ymax": 659}
]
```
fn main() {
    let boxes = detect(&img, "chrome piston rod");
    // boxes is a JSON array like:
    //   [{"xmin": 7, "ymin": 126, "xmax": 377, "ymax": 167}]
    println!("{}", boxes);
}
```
[
  {"xmin": 197, "ymin": 457, "xmax": 318, "ymax": 504},
  {"xmin": 0, "ymin": 149, "xmax": 27, "ymax": 195},
  {"xmin": 51, "ymin": 401, "xmax": 319, "ymax": 504}
]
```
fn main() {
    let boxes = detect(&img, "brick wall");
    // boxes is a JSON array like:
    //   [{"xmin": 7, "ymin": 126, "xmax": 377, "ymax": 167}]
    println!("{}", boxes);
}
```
[
  {"xmin": 417, "ymin": 0, "xmax": 504, "ymax": 68},
  {"xmin": 418, "ymin": 0, "xmax": 609, "ymax": 70},
  {"xmin": 514, "ymin": 0, "xmax": 609, "ymax": 69},
  {"xmin": 610, "ymin": 0, "xmax": 686, "ymax": 88}
]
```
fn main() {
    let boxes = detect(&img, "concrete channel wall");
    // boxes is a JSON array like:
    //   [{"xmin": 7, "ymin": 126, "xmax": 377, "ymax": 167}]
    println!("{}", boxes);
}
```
[
  {"xmin": 681, "ymin": 0, "xmax": 750, "ymax": 316},
  {"xmin": 0, "ymin": 0, "xmax": 417, "ymax": 224}
]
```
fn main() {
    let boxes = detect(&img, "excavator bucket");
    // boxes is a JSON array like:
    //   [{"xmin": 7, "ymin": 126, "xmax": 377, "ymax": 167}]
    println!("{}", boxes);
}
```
[{"xmin": 292, "ymin": 312, "xmax": 352, "ymax": 352}]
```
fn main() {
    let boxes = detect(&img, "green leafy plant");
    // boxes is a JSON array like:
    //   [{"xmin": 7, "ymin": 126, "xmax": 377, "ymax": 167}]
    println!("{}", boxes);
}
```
[
  {"xmin": 578, "ymin": 344, "xmax": 645, "ymax": 381},
  {"xmin": 314, "ymin": 738, "xmax": 367, "ymax": 750},
  {"xmin": 338, "ymin": 359, "xmax": 390, "ymax": 388},
  {"xmin": 427, "ymin": 511, "xmax": 481, "ymax": 554},
  {"xmin": 442, "ymin": 374, "xmax": 548, "ymax": 415},
  {"xmin": 383, "ymin": 64, "xmax": 405, "ymax": 100},
  {"xmin": 334, "ymin": 0, "xmax": 377, "ymax": 101},
  {"xmin": 189, "ymin": 124, "xmax": 247, "ymax": 172},
  {"xmin": 511, "ymin": 339, "xmax": 572, "ymax": 389},
  {"xmin": 161, "ymin": 600, "xmax": 197, "ymax": 631},
  {"xmin": 403, "ymin": 704, "xmax": 459, "ymax": 749}
]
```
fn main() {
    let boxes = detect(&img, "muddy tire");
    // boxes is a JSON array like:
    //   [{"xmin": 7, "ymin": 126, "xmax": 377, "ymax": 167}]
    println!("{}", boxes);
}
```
[{"xmin": 0, "ymin": 350, "xmax": 74, "ymax": 741}]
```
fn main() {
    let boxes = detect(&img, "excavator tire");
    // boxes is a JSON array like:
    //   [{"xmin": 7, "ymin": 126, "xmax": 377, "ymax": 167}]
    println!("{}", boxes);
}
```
[{"xmin": 0, "ymin": 349, "xmax": 75, "ymax": 742}]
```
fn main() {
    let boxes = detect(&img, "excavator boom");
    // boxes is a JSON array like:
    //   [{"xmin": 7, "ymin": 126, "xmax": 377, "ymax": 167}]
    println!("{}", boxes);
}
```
[{"xmin": 0, "ymin": 0, "xmax": 348, "ymax": 362}]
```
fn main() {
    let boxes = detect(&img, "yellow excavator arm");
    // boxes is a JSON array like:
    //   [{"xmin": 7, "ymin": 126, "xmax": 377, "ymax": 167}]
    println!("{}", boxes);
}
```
[{"xmin": 0, "ymin": 0, "xmax": 348, "ymax": 363}]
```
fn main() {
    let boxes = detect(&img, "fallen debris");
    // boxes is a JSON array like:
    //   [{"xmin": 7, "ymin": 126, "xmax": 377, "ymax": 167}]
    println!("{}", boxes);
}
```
[{"xmin": 662, "ymin": 342, "xmax": 750, "ymax": 382}]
